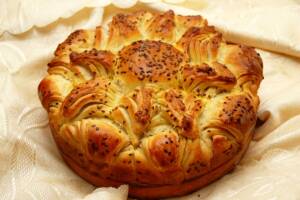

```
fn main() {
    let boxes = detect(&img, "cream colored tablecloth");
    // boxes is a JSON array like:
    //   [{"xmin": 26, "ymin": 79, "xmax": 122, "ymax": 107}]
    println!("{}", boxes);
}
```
[{"xmin": 1, "ymin": 1, "xmax": 300, "ymax": 199}]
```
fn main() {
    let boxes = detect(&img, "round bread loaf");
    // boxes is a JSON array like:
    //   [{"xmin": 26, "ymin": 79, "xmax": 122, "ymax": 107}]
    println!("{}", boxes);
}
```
[{"xmin": 38, "ymin": 10, "xmax": 263, "ymax": 199}]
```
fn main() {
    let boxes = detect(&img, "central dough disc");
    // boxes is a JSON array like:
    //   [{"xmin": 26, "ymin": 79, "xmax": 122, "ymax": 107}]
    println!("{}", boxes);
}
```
[{"xmin": 117, "ymin": 40, "xmax": 185, "ymax": 84}]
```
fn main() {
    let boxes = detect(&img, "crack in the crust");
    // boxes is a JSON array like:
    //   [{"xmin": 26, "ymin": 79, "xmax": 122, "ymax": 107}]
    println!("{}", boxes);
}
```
[
  {"xmin": 46, "ymin": 72, "xmax": 74, "ymax": 90},
  {"xmin": 63, "ymin": 100, "xmax": 110, "ymax": 119},
  {"xmin": 49, "ymin": 66, "xmax": 84, "ymax": 83},
  {"xmin": 49, "ymin": 70, "xmax": 72, "ymax": 83},
  {"xmin": 203, "ymin": 125, "xmax": 242, "ymax": 145},
  {"xmin": 117, "ymin": 106, "xmax": 139, "ymax": 147},
  {"xmin": 180, "ymin": 135, "xmax": 189, "ymax": 168}
]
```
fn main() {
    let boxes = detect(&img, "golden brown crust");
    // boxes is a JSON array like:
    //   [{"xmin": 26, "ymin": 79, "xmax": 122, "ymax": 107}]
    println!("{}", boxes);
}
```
[
  {"xmin": 162, "ymin": 89, "xmax": 202, "ymax": 139},
  {"xmin": 70, "ymin": 49, "xmax": 115, "ymax": 75},
  {"xmin": 60, "ymin": 127, "xmax": 251, "ymax": 199},
  {"xmin": 116, "ymin": 40, "xmax": 185, "ymax": 87},
  {"xmin": 61, "ymin": 78, "xmax": 112, "ymax": 119},
  {"xmin": 38, "ymin": 10, "xmax": 263, "ymax": 199},
  {"xmin": 181, "ymin": 62, "xmax": 236, "ymax": 91},
  {"xmin": 147, "ymin": 10, "xmax": 175, "ymax": 42},
  {"xmin": 177, "ymin": 26, "xmax": 222, "ymax": 63}
]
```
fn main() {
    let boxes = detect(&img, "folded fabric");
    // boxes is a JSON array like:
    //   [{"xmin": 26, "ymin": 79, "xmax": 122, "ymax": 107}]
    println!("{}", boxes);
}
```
[{"xmin": 1, "ymin": 0, "xmax": 299, "ymax": 57}]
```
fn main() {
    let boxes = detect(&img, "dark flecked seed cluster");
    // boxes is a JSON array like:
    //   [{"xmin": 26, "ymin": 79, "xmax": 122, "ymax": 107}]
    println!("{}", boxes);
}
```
[
  {"xmin": 147, "ymin": 10, "xmax": 175, "ymax": 40},
  {"xmin": 117, "ymin": 40, "xmax": 184, "ymax": 82},
  {"xmin": 61, "ymin": 79, "xmax": 112, "ymax": 119},
  {"xmin": 150, "ymin": 134, "xmax": 180, "ymax": 167},
  {"xmin": 88, "ymin": 125, "xmax": 120, "ymax": 157},
  {"xmin": 219, "ymin": 95, "xmax": 255, "ymax": 126},
  {"xmin": 112, "ymin": 14, "xmax": 138, "ymax": 33},
  {"xmin": 186, "ymin": 161, "xmax": 207, "ymax": 174},
  {"xmin": 55, "ymin": 30, "xmax": 87, "ymax": 56}
]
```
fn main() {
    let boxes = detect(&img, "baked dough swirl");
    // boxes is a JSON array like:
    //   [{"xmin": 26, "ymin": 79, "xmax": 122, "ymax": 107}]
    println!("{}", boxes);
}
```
[{"xmin": 38, "ymin": 10, "xmax": 263, "ymax": 199}]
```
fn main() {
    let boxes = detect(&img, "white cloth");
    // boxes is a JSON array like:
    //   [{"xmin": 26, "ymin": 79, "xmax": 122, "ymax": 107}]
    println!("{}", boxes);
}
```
[
  {"xmin": 1, "ymin": 1, "xmax": 300, "ymax": 199},
  {"xmin": 1, "ymin": 0, "xmax": 299, "ymax": 57}
]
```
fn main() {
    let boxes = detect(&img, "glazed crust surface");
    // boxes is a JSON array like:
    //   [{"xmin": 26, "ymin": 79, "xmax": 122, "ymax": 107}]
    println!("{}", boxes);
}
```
[{"xmin": 38, "ymin": 10, "xmax": 263, "ymax": 199}]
